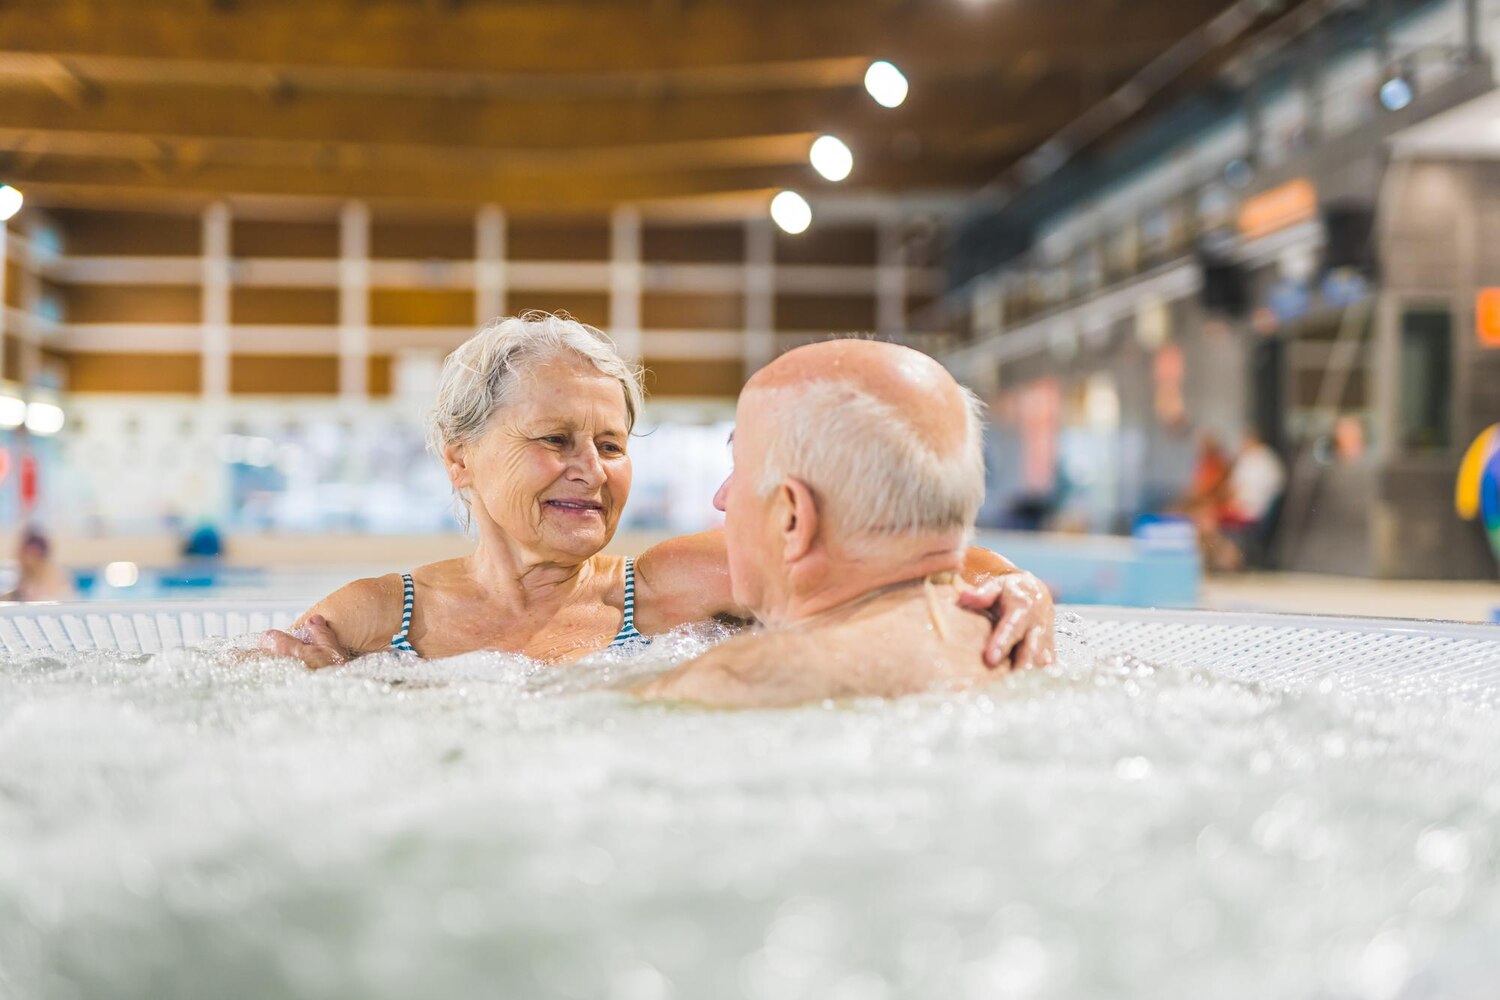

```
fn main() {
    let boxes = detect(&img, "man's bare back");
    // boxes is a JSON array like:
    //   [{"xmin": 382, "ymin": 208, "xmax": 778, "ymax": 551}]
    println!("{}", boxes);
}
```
[{"xmin": 639, "ymin": 579, "xmax": 995, "ymax": 708}]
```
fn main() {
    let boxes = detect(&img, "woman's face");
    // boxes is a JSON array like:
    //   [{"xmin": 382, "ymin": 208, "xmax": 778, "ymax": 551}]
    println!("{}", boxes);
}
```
[{"xmin": 450, "ymin": 354, "xmax": 633, "ymax": 563}]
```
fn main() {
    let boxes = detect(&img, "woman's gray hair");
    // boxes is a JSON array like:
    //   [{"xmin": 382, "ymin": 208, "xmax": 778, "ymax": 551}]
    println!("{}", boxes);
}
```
[
  {"xmin": 753, "ymin": 378, "xmax": 985, "ymax": 542},
  {"xmin": 427, "ymin": 311, "xmax": 645, "ymax": 528}
]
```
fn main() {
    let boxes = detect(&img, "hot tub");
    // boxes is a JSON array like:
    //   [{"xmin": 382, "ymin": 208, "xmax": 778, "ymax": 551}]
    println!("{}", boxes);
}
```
[{"xmin": 2, "ymin": 601, "xmax": 1497, "ymax": 999}]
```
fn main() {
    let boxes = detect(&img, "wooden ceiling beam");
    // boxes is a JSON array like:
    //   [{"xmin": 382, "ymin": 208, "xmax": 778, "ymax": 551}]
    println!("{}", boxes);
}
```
[
  {"xmin": 3, "ymin": 155, "xmax": 992, "ymax": 211},
  {"xmin": 0, "ymin": 0, "xmax": 1226, "ymax": 76},
  {"xmin": 0, "ymin": 79, "xmax": 1085, "ymax": 152}
]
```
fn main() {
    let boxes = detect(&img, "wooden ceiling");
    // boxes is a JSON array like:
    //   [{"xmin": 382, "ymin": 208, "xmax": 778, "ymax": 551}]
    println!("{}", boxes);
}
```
[{"xmin": 0, "ymin": 0, "xmax": 1280, "ymax": 215}]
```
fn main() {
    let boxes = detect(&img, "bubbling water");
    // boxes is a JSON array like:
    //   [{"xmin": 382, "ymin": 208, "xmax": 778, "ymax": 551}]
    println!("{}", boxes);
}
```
[{"xmin": 1, "ymin": 615, "xmax": 1498, "ymax": 1000}]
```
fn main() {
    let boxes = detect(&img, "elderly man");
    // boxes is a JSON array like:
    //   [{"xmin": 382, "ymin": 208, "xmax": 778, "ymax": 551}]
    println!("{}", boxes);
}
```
[{"xmin": 638, "ymin": 339, "xmax": 1051, "ymax": 709}]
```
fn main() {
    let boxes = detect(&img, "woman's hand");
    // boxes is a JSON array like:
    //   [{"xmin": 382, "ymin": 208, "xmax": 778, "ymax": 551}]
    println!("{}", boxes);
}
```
[
  {"xmin": 958, "ymin": 573, "xmax": 1056, "ymax": 671},
  {"xmin": 259, "ymin": 615, "xmax": 349, "ymax": 669}
]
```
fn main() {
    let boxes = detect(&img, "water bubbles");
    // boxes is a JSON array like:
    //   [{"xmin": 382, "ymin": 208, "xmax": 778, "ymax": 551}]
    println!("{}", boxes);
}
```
[
  {"xmin": 4, "ymin": 621, "xmax": 1500, "ymax": 998},
  {"xmin": 436, "ymin": 888, "xmax": 483, "ymax": 937},
  {"xmin": 1353, "ymin": 929, "xmax": 1412, "ymax": 1000},
  {"xmin": 609, "ymin": 960, "xmax": 672, "ymax": 1000},
  {"xmin": 1415, "ymin": 827, "xmax": 1472, "ymax": 874},
  {"xmin": 962, "ymin": 935, "xmax": 1050, "ymax": 998}
]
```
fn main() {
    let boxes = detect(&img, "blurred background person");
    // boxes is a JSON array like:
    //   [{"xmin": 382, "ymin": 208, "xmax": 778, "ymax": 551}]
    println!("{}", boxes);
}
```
[{"xmin": 4, "ymin": 528, "xmax": 73, "ymax": 602}]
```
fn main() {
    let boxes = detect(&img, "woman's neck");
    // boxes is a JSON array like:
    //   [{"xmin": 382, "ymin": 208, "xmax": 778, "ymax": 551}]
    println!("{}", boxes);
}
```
[{"xmin": 464, "ymin": 526, "xmax": 596, "ymax": 609}]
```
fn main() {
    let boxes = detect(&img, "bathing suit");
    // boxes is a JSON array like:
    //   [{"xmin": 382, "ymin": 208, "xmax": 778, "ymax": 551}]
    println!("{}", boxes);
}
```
[
  {"xmin": 387, "ymin": 559, "xmax": 649, "ymax": 655},
  {"xmin": 607, "ymin": 558, "xmax": 649, "ymax": 649}
]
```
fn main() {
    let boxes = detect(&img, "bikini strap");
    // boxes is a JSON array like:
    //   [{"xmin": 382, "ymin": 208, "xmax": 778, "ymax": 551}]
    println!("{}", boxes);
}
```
[
  {"xmin": 620, "ymin": 558, "xmax": 637, "ymax": 632},
  {"xmin": 608, "ymin": 557, "xmax": 645, "ymax": 648},
  {"xmin": 390, "ymin": 573, "xmax": 416, "ymax": 652}
]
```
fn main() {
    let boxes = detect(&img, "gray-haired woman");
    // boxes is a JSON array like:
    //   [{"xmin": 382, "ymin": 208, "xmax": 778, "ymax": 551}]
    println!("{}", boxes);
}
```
[{"xmin": 262, "ymin": 312, "xmax": 1054, "ymax": 668}]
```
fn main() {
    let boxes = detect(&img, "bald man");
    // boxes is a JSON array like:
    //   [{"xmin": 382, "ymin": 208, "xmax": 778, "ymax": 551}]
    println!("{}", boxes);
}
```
[{"xmin": 639, "ymin": 339, "xmax": 1052, "ymax": 709}]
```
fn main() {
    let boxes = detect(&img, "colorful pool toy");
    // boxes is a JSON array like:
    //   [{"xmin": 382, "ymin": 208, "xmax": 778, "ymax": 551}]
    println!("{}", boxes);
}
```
[{"xmin": 1456, "ymin": 422, "xmax": 1500, "ymax": 564}]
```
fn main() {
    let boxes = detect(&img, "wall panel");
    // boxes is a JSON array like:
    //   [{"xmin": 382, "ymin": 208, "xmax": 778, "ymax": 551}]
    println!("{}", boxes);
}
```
[
  {"xmin": 233, "ymin": 219, "xmax": 340, "ymax": 259},
  {"xmin": 370, "ymin": 219, "xmax": 474, "ymax": 260},
  {"xmin": 505, "ymin": 292, "xmax": 609, "ymax": 328},
  {"xmin": 230, "ymin": 354, "xmax": 339, "ymax": 394},
  {"xmin": 642, "ymin": 223, "xmax": 743, "ymax": 263},
  {"xmin": 56, "ymin": 209, "xmax": 201, "ymax": 256},
  {"xmin": 370, "ymin": 289, "xmax": 474, "ymax": 327},
  {"xmin": 231, "ymin": 287, "xmax": 339, "ymax": 325},
  {"xmin": 66, "ymin": 285, "xmax": 201, "ymax": 324},
  {"xmin": 641, "ymin": 292, "xmax": 743, "ymax": 330},
  {"xmin": 773, "ymin": 293, "xmax": 877, "ymax": 332},
  {"xmin": 508, "ymin": 218, "xmax": 610, "ymax": 261},
  {"xmin": 775, "ymin": 225, "xmax": 877, "ymax": 266},
  {"xmin": 644, "ymin": 358, "xmax": 743, "ymax": 397},
  {"xmin": 67, "ymin": 353, "xmax": 201, "ymax": 393}
]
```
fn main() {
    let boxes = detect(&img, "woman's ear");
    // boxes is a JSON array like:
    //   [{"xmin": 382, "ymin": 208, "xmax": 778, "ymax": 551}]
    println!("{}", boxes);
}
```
[
  {"xmin": 780, "ymin": 477, "xmax": 819, "ymax": 563},
  {"xmin": 442, "ymin": 441, "xmax": 471, "ymax": 489}
]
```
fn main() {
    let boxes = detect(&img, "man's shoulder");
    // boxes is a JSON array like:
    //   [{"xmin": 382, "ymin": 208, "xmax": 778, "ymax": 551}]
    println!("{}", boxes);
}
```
[{"xmin": 641, "ymin": 630, "xmax": 819, "ymax": 708}]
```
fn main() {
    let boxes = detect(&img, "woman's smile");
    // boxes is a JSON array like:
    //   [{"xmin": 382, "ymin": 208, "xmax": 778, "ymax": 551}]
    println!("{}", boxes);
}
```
[{"xmin": 542, "ymin": 498, "xmax": 606, "ymax": 518}]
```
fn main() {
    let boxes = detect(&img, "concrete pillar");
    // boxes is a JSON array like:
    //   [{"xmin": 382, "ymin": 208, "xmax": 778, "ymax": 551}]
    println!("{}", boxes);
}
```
[
  {"xmin": 743, "ymin": 219, "xmax": 775, "ymax": 377},
  {"xmin": 609, "ymin": 206, "xmax": 643, "ymax": 360},
  {"xmin": 201, "ymin": 202, "xmax": 231, "ymax": 398},
  {"xmin": 475, "ymin": 204, "xmax": 507, "ymax": 326},
  {"xmin": 338, "ymin": 200, "xmax": 370, "ymax": 399}
]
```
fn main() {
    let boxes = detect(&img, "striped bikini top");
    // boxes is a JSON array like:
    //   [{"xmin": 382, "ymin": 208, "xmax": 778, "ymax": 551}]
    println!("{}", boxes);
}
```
[{"xmin": 388, "ymin": 558, "xmax": 648, "ymax": 655}]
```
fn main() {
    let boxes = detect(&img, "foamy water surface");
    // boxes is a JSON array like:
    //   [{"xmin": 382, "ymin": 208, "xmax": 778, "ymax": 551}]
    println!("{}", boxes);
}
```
[{"xmin": 2, "ymin": 614, "xmax": 1498, "ymax": 999}]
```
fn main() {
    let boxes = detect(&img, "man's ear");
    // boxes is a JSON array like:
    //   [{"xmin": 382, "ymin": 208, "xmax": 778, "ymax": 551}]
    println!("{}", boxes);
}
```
[
  {"xmin": 779, "ymin": 477, "xmax": 819, "ymax": 563},
  {"xmin": 442, "ymin": 441, "xmax": 472, "ymax": 489}
]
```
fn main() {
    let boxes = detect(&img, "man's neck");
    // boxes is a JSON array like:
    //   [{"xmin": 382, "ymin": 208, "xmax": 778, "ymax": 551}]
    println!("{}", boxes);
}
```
[{"xmin": 771, "ymin": 538, "xmax": 964, "ymax": 626}]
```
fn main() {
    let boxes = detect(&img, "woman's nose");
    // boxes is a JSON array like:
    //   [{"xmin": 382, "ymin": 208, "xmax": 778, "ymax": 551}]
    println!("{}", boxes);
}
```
[
  {"xmin": 713, "ymin": 475, "xmax": 730, "ymax": 512},
  {"xmin": 569, "ymin": 443, "xmax": 606, "ymax": 485}
]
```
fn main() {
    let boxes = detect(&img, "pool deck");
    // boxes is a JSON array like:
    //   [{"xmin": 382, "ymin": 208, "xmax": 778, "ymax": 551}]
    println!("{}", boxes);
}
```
[{"xmin": 1201, "ymin": 572, "xmax": 1500, "ymax": 624}]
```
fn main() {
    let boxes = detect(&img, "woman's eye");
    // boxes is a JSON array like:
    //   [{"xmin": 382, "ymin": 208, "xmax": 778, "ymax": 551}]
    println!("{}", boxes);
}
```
[
  {"xmin": 542, "ymin": 435, "xmax": 567, "ymax": 446},
  {"xmin": 600, "ymin": 442, "xmax": 624, "ymax": 455}
]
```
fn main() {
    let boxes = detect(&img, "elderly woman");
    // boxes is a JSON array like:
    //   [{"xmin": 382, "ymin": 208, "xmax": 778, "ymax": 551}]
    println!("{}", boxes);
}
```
[{"xmin": 263, "ymin": 312, "xmax": 1054, "ymax": 668}]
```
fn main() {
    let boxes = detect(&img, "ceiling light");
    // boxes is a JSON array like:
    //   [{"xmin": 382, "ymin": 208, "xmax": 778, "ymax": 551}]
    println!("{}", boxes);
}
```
[
  {"xmin": 0, "ymin": 394, "xmax": 24, "ymax": 429},
  {"xmin": 809, "ymin": 135, "xmax": 853, "ymax": 182},
  {"xmin": 0, "ymin": 185, "xmax": 22, "ymax": 223},
  {"xmin": 1379, "ymin": 74, "xmax": 1414, "ymax": 112},
  {"xmin": 770, "ymin": 191, "xmax": 812, "ymax": 235},
  {"xmin": 24, "ymin": 401, "xmax": 64, "ymax": 436},
  {"xmin": 864, "ymin": 61, "xmax": 908, "ymax": 109}
]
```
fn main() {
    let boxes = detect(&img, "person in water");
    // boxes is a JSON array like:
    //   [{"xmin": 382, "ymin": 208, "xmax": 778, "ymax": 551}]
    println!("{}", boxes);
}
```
[
  {"xmin": 261, "ymin": 312, "xmax": 1054, "ymax": 668},
  {"xmin": 639, "ymin": 339, "xmax": 1035, "ymax": 708}
]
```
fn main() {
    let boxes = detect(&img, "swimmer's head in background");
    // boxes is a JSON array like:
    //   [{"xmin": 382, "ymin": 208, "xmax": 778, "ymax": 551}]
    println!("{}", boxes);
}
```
[
  {"xmin": 18, "ymin": 528, "xmax": 49, "ymax": 564},
  {"xmin": 1455, "ymin": 423, "xmax": 1500, "ymax": 563}
]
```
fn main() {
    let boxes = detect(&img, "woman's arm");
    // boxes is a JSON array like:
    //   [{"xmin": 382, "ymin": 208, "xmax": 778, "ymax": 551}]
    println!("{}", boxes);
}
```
[
  {"xmin": 258, "ymin": 574, "xmax": 405, "ymax": 668},
  {"xmin": 632, "ymin": 530, "xmax": 1054, "ymax": 669},
  {"xmin": 631, "ymin": 531, "xmax": 742, "ymax": 634}
]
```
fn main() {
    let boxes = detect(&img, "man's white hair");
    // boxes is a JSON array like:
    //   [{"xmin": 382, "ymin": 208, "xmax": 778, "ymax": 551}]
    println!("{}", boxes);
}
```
[
  {"xmin": 427, "ymin": 311, "xmax": 645, "ymax": 528},
  {"xmin": 752, "ymin": 377, "xmax": 986, "ymax": 541}
]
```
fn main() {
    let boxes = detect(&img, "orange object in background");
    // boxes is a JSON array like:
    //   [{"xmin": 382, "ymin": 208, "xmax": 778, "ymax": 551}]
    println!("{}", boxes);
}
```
[
  {"xmin": 19, "ymin": 452, "xmax": 36, "ymax": 513},
  {"xmin": 1238, "ymin": 178, "xmax": 1318, "ymax": 241},
  {"xmin": 1476, "ymin": 288, "xmax": 1500, "ymax": 347}
]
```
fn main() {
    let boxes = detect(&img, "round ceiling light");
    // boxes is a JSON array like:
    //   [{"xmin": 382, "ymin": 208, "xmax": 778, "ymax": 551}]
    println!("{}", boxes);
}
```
[
  {"xmin": 770, "ymin": 191, "xmax": 812, "ymax": 235},
  {"xmin": 0, "ymin": 185, "xmax": 23, "ymax": 222},
  {"xmin": 864, "ymin": 61, "xmax": 908, "ymax": 109},
  {"xmin": 809, "ymin": 135, "xmax": 853, "ymax": 182}
]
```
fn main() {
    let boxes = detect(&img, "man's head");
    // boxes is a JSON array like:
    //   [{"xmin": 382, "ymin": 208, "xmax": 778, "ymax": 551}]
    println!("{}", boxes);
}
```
[{"xmin": 714, "ymin": 339, "xmax": 985, "ymax": 622}]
